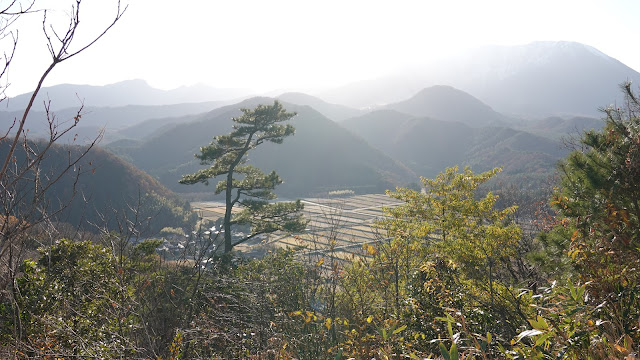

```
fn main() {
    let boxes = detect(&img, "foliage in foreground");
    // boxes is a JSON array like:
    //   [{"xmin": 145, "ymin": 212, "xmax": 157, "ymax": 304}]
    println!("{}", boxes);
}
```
[{"xmin": 4, "ymin": 86, "xmax": 640, "ymax": 359}]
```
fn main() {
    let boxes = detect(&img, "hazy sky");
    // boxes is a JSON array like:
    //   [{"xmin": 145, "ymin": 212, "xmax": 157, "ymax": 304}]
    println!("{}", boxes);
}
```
[{"xmin": 5, "ymin": 0, "xmax": 640, "ymax": 96}]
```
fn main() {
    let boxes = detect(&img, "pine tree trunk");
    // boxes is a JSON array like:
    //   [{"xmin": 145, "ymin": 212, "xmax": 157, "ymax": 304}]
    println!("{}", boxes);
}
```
[{"xmin": 224, "ymin": 171, "xmax": 233, "ymax": 253}]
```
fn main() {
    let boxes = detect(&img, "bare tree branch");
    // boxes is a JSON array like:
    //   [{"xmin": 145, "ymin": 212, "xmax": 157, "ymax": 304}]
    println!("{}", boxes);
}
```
[{"xmin": 0, "ymin": 0, "xmax": 126, "ymax": 184}]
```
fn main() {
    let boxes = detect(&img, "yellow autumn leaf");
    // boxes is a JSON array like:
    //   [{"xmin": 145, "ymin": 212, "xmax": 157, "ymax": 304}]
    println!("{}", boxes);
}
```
[{"xmin": 571, "ymin": 230, "xmax": 580, "ymax": 241}]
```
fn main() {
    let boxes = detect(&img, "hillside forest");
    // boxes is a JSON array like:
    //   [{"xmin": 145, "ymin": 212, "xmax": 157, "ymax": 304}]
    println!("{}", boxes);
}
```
[{"xmin": 2, "ymin": 2, "xmax": 640, "ymax": 359}]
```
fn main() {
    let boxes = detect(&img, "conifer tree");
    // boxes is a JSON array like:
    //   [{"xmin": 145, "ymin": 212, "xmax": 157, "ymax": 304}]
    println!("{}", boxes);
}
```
[
  {"xmin": 553, "ymin": 82, "xmax": 640, "ymax": 318},
  {"xmin": 180, "ymin": 101, "xmax": 306, "ymax": 253}
]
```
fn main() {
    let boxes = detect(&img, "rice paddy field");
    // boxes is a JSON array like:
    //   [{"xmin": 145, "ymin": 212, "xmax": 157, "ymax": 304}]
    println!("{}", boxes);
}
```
[{"xmin": 190, "ymin": 194, "xmax": 403, "ymax": 262}]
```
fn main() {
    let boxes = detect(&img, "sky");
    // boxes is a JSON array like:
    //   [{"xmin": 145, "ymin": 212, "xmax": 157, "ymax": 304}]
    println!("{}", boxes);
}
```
[{"xmin": 4, "ymin": 0, "xmax": 640, "ymax": 97}]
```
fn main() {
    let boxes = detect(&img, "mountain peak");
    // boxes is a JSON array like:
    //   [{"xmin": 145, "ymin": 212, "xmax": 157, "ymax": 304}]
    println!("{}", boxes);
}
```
[
  {"xmin": 105, "ymin": 79, "xmax": 153, "ymax": 89},
  {"xmin": 386, "ymin": 85, "xmax": 508, "ymax": 127},
  {"xmin": 524, "ymin": 41, "xmax": 610, "ymax": 59},
  {"xmin": 414, "ymin": 85, "xmax": 473, "ymax": 98}
]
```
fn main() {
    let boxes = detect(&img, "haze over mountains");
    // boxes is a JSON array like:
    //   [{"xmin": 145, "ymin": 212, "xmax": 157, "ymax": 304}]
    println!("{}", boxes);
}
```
[
  {"xmin": 107, "ymin": 99, "xmax": 417, "ymax": 197},
  {"xmin": 341, "ymin": 110, "xmax": 565, "ymax": 180},
  {"xmin": 8, "ymin": 41, "xmax": 636, "ymax": 116},
  {"xmin": 5, "ymin": 41, "xmax": 636, "ymax": 199},
  {"xmin": 3, "ymin": 79, "xmax": 252, "ymax": 112},
  {"xmin": 318, "ymin": 41, "xmax": 640, "ymax": 117}
]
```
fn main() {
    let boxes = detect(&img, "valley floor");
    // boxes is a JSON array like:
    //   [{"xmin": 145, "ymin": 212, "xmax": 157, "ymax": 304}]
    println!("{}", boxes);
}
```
[{"xmin": 191, "ymin": 194, "xmax": 402, "ymax": 261}]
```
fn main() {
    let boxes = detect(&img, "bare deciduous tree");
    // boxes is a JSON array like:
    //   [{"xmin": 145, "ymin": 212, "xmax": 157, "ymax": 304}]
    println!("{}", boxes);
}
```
[{"xmin": 0, "ymin": 0, "xmax": 126, "ymax": 353}]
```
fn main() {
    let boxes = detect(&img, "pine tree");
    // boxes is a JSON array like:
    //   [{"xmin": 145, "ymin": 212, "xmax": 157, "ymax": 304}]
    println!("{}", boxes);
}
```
[
  {"xmin": 180, "ymin": 101, "xmax": 306, "ymax": 254},
  {"xmin": 554, "ymin": 82, "xmax": 640, "ymax": 306}
]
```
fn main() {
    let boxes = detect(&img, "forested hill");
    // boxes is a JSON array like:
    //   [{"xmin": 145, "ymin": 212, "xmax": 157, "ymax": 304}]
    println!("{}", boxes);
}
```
[
  {"xmin": 341, "ymin": 109, "xmax": 568, "ymax": 181},
  {"xmin": 108, "ymin": 98, "xmax": 417, "ymax": 197},
  {"xmin": 517, "ymin": 115, "xmax": 603, "ymax": 139},
  {"xmin": 106, "ymin": 90, "xmax": 588, "ymax": 197},
  {"xmin": 0, "ymin": 140, "xmax": 196, "ymax": 234},
  {"xmin": 383, "ymin": 85, "xmax": 512, "ymax": 127}
]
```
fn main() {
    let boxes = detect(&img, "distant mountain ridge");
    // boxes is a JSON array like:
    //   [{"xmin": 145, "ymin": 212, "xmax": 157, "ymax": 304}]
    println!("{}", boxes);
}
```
[
  {"xmin": 318, "ymin": 41, "xmax": 640, "ymax": 117},
  {"xmin": 108, "ymin": 97, "xmax": 417, "ymax": 198},
  {"xmin": 276, "ymin": 92, "xmax": 365, "ymax": 121},
  {"xmin": 0, "ymin": 101, "xmax": 227, "ymax": 143},
  {"xmin": 105, "ymin": 92, "xmax": 585, "ymax": 199},
  {"xmin": 517, "ymin": 115, "xmax": 603, "ymax": 139},
  {"xmin": 341, "ymin": 109, "xmax": 568, "ymax": 181},
  {"xmin": 5, "ymin": 41, "xmax": 636, "ymax": 120},
  {"xmin": 4, "ymin": 79, "xmax": 252, "ymax": 112}
]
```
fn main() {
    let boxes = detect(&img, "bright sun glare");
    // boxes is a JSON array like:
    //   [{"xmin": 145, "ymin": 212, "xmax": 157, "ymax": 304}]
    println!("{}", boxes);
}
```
[{"xmin": 6, "ymin": 0, "xmax": 639, "ymax": 96}]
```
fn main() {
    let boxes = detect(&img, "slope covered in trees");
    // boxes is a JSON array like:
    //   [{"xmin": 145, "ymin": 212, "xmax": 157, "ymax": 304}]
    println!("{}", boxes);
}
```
[
  {"xmin": 109, "ymin": 98, "xmax": 417, "ymax": 197},
  {"xmin": 384, "ymin": 85, "xmax": 512, "ymax": 127},
  {"xmin": 517, "ymin": 115, "xmax": 603, "ymax": 139},
  {"xmin": 341, "ymin": 109, "xmax": 567, "ymax": 180},
  {"xmin": 0, "ymin": 140, "xmax": 196, "ymax": 234}
]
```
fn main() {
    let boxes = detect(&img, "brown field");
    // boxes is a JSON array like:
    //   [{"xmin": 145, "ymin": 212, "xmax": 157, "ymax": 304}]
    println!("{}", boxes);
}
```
[{"xmin": 191, "ymin": 194, "xmax": 402, "ymax": 261}]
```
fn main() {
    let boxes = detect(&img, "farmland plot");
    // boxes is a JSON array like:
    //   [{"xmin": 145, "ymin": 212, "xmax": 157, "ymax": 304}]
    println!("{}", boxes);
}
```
[{"xmin": 191, "ymin": 194, "xmax": 403, "ymax": 261}]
